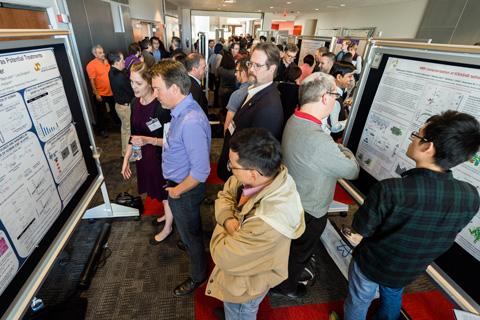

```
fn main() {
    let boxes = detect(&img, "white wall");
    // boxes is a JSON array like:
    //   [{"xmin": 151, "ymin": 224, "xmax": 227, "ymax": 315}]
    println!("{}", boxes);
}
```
[
  {"xmin": 129, "ymin": 0, "xmax": 163, "ymax": 22},
  {"xmin": 295, "ymin": 0, "xmax": 428, "ymax": 38}
]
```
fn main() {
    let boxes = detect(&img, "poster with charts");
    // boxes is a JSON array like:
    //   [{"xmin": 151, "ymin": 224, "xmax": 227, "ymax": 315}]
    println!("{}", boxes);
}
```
[
  {"xmin": 0, "ymin": 48, "xmax": 88, "ymax": 295},
  {"xmin": 355, "ymin": 57, "xmax": 480, "ymax": 261}
]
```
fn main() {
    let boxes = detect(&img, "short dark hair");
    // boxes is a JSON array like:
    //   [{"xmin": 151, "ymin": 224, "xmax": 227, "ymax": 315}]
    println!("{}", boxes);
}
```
[
  {"xmin": 303, "ymin": 54, "xmax": 315, "ymax": 67},
  {"xmin": 253, "ymin": 42, "xmax": 281, "ymax": 71},
  {"xmin": 276, "ymin": 44, "xmax": 284, "ymax": 52},
  {"xmin": 270, "ymin": 37, "xmax": 276, "ymax": 42},
  {"xmin": 128, "ymin": 43, "xmax": 141, "ymax": 56},
  {"xmin": 330, "ymin": 61, "xmax": 355, "ymax": 78},
  {"xmin": 342, "ymin": 52, "xmax": 353, "ymax": 63},
  {"xmin": 107, "ymin": 51, "xmax": 123, "ymax": 65},
  {"xmin": 322, "ymin": 52, "xmax": 336, "ymax": 63},
  {"xmin": 171, "ymin": 36, "xmax": 181, "ymax": 48},
  {"xmin": 214, "ymin": 43, "xmax": 223, "ymax": 54},
  {"xmin": 259, "ymin": 35, "xmax": 267, "ymax": 42},
  {"xmin": 229, "ymin": 128, "xmax": 282, "ymax": 177},
  {"xmin": 150, "ymin": 36, "xmax": 160, "ymax": 44},
  {"xmin": 172, "ymin": 52, "xmax": 187, "ymax": 65},
  {"xmin": 184, "ymin": 52, "xmax": 204, "ymax": 72},
  {"xmin": 150, "ymin": 60, "xmax": 191, "ymax": 95},
  {"xmin": 140, "ymin": 39, "xmax": 151, "ymax": 50},
  {"xmin": 423, "ymin": 110, "xmax": 480, "ymax": 169},
  {"xmin": 285, "ymin": 64, "xmax": 302, "ymax": 82},
  {"xmin": 284, "ymin": 43, "xmax": 298, "ymax": 53}
]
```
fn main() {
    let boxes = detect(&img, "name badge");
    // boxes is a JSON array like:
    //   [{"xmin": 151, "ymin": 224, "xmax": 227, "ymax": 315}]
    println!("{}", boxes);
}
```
[
  {"xmin": 228, "ymin": 121, "xmax": 236, "ymax": 135},
  {"xmin": 146, "ymin": 118, "xmax": 162, "ymax": 131},
  {"xmin": 163, "ymin": 122, "xmax": 171, "ymax": 150}
]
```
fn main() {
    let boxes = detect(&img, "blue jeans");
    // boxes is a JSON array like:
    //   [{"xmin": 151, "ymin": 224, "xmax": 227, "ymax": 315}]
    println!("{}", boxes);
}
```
[
  {"xmin": 224, "ymin": 291, "xmax": 267, "ymax": 320},
  {"xmin": 344, "ymin": 261, "xmax": 404, "ymax": 320},
  {"xmin": 168, "ymin": 183, "xmax": 207, "ymax": 282}
]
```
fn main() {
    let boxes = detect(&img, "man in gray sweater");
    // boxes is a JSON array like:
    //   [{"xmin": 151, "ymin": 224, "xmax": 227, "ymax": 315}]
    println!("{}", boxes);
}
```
[{"xmin": 272, "ymin": 72, "xmax": 359, "ymax": 298}]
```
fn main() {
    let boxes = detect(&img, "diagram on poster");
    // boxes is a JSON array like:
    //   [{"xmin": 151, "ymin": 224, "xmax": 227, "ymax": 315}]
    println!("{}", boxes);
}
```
[
  {"xmin": 24, "ymin": 78, "xmax": 72, "ymax": 142},
  {"xmin": 0, "ymin": 93, "xmax": 31, "ymax": 146},
  {"xmin": 0, "ymin": 231, "xmax": 19, "ymax": 295},
  {"xmin": 356, "ymin": 57, "xmax": 480, "ymax": 260},
  {"xmin": 0, "ymin": 132, "xmax": 62, "ymax": 258}
]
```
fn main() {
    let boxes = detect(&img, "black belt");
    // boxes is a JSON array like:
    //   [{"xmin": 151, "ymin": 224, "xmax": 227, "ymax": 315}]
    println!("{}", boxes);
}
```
[{"xmin": 165, "ymin": 180, "xmax": 178, "ymax": 188}]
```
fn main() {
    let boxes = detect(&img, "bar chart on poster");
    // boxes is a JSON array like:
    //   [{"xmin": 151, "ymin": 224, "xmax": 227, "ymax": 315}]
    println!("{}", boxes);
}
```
[
  {"xmin": 0, "ymin": 40, "xmax": 99, "ymax": 318},
  {"xmin": 343, "ymin": 42, "xmax": 480, "ymax": 312}
]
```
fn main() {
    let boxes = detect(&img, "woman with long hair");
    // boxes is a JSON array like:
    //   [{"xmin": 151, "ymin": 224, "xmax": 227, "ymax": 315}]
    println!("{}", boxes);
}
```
[{"xmin": 121, "ymin": 62, "xmax": 174, "ymax": 244}]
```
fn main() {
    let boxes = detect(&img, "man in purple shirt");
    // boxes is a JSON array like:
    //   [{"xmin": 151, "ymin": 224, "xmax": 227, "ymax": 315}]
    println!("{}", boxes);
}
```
[{"xmin": 151, "ymin": 60, "xmax": 211, "ymax": 296}]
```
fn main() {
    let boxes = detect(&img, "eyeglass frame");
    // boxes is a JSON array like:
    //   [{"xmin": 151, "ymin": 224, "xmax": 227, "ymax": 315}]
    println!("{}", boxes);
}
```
[
  {"xmin": 246, "ymin": 60, "xmax": 267, "ymax": 70},
  {"xmin": 324, "ymin": 91, "xmax": 341, "ymax": 99},
  {"xmin": 227, "ymin": 160, "xmax": 264, "ymax": 176},
  {"xmin": 410, "ymin": 131, "xmax": 430, "ymax": 143}
]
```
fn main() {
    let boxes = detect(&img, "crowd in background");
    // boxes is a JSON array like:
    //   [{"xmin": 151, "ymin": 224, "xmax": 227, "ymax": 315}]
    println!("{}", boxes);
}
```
[{"xmin": 84, "ymin": 33, "xmax": 480, "ymax": 320}]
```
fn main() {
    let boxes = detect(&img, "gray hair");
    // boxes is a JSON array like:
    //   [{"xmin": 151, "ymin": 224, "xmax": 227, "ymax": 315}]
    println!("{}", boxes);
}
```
[
  {"xmin": 299, "ymin": 72, "xmax": 336, "ymax": 106},
  {"xmin": 91, "ymin": 44, "xmax": 103, "ymax": 55}
]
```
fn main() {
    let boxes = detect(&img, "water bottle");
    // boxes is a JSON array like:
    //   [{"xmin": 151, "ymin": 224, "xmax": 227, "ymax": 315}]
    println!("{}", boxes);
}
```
[
  {"xmin": 129, "ymin": 145, "xmax": 142, "ymax": 161},
  {"xmin": 31, "ymin": 297, "xmax": 44, "ymax": 312}
]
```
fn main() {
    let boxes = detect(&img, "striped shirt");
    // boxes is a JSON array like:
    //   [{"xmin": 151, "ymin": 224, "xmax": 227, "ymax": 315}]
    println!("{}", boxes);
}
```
[{"xmin": 353, "ymin": 168, "xmax": 479, "ymax": 288}]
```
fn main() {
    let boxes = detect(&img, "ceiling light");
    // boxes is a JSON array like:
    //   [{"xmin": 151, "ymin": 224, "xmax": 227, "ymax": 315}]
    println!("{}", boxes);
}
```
[
  {"xmin": 340, "ymin": 3, "xmax": 346, "ymax": 7},
  {"xmin": 224, "ymin": 0, "xmax": 236, "ymax": 3},
  {"xmin": 286, "ymin": 1, "xmax": 292, "ymax": 4},
  {"xmin": 315, "ymin": 8, "xmax": 319, "ymax": 10},
  {"xmin": 270, "ymin": 6, "xmax": 274, "ymax": 8}
]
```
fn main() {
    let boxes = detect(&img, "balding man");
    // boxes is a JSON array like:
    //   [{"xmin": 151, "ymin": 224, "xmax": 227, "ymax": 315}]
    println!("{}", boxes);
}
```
[{"xmin": 185, "ymin": 53, "xmax": 208, "ymax": 115}]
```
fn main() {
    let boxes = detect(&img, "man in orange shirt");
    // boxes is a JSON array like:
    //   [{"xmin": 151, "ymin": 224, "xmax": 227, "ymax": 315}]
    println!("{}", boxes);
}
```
[{"xmin": 86, "ymin": 45, "xmax": 117, "ymax": 137}]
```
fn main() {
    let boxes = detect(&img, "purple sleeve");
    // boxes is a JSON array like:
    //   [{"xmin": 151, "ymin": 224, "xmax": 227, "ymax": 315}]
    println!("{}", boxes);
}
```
[{"xmin": 182, "ymin": 119, "xmax": 211, "ymax": 182}]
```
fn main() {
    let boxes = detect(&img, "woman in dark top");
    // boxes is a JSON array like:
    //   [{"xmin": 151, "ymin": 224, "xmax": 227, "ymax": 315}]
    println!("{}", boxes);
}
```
[
  {"xmin": 217, "ymin": 44, "xmax": 238, "ymax": 110},
  {"xmin": 121, "ymin": 62, "xmax": 173, "ymax": 244}
]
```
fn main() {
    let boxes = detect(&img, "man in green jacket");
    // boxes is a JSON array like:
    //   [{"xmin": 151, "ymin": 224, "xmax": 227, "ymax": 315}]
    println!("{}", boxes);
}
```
[{"xmin": 206, "ymin": 128, "xmax": 305, "ymax": 320}]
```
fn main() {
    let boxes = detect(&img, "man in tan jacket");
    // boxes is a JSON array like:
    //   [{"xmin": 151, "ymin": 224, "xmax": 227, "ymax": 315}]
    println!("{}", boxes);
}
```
[{"xmin": 206, "ymin": 127, "xmax": 305, "ymax": 320}]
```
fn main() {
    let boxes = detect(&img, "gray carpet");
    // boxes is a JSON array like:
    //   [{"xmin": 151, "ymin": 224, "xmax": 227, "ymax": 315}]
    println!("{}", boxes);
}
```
[{"xmin": 31, "ymin": 123, "xmax": 437, "ymax": 319}]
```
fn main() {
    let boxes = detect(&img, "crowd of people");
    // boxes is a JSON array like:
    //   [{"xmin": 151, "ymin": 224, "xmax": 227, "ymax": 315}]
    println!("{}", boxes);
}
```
[{"xmin": 85, "ymin": 34, "xmax": 480, "ymax": 320}]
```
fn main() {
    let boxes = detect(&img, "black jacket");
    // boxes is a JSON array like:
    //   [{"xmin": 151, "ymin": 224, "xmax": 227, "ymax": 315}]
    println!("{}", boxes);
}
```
[
  {"xmin": 109, "ymin": 67, "xmax": 133, "ymax": 104},
  {"xmin": 277, "ymin": 81, "xmax": 299, "ymax": 124},
  {"xmin": 189, "ymin": 75, "xmax": 208, "ymax": 116},
  {"xmin": 217, "ymin": 83, "xmax": 284, "ymax": 181}
]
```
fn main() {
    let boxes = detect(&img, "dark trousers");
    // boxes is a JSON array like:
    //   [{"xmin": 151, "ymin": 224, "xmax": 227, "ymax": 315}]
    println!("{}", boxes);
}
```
[
  {"xmin": 274, "ymin": 213, "xmax": 328, "ymax": 292},
  {"xmin": 92, "ymin": 95, "xmax": 117, "ymax": 133},
  {"xmin": 168, "ymin": 183, "xmax": 207, "ymax": 282}
]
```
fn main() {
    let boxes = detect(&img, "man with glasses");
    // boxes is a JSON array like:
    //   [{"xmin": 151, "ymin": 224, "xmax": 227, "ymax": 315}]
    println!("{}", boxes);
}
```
[
  {"xmin": 206, "ymin": 127, "xmax": 305, "ymax": 320},
  {"xmin": 273, "ymin": 72, "xmax": 359, "ymax": 298},
  {"xmin": 341, "ymin": 111, "xmax": 480, "ymax": 320},
  {"xmin": 217, "ymin": 43, "xmax": 284, "ymax": 181},
  {"xmin": 275, "ymin": 43, "xmax": 299, "ymax": 82}
]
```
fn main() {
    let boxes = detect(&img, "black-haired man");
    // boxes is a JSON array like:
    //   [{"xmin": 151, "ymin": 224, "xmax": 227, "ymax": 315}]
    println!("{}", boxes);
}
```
[
  {"xmin": 206, "ymin": 127, "xmax": 305, "ymax": 320},
  {"xmin": 343, "ymin": 111, "xmax": 480, "ymax": 320}
]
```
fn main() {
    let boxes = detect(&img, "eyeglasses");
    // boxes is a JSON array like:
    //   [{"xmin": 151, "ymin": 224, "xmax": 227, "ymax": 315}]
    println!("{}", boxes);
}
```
[
  {"xmin": 285, "ymin": 53, "xmax": 297, "ymax": 59},
  {"xmin": 246, "ymin": 61, "xmax": 266, "ymax": 70},
  {"xmin": 410, "ymin": 131, "xmax": 430, "ymax": 143},
  {"xmin": 324, "ymin": 91, "xmax": 341, "ymax": 99},
  {"xmin": 227, "ymin": 160, "xmax": 264, "ymax": 176}
]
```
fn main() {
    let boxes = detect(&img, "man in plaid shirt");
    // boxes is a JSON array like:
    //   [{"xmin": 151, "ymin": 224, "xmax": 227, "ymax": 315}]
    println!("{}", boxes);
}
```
[{"xmin": 343, "ymin": 111, "xmax": 480, "ymax": 320}]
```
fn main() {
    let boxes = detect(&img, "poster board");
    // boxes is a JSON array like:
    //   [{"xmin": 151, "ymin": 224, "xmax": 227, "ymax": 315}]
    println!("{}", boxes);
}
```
[
  {"xmin": 0, "ymin": 38, "xmax": 101, "ymax": 318},
  {"xmin": 343, "ymin": 41, "xmax": 480, "ymax": 313},
  {"xmin": 297, "ymin": 37, "xmax": 331, "ymax": 66},
  {"xmin": 333, "ymin": 37, "xmax": 369, "ymax": 59}
]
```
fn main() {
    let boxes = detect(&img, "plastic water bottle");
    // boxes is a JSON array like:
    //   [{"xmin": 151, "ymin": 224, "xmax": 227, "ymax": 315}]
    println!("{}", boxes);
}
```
[
  {"xmin": 130, "ymin": 145, "xmax": 142, "ymax": 161},
  {"xmin": 31, "ymin": 297, "xmax": 44, "ymax": 312}
]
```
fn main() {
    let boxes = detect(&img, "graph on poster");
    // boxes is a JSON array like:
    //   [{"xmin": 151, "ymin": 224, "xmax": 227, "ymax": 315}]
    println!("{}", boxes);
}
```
[
  {"xmin": 0, "ymin": 48, "xmax": 88, "ymax": 296},
  {"xmin": 355, "ymin": 57, "xmax": 480, "ymax": 261}
]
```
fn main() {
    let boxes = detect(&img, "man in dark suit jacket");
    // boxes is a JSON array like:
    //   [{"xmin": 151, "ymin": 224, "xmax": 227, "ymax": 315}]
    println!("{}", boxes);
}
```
[
  {"xmin": 185, "ymin": 53, "xmax": 208, "ymax": 115},
  {"xmin": 274, "ymin": 43, "xmax": 298, "ymax": 82},
  {"xmin": 217, "ymin": 43, "xmax": 284, "ymax": 181}
]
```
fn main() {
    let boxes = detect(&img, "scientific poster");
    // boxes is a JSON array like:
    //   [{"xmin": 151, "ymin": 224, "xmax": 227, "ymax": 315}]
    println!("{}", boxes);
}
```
[
  {"xmin": 356, "ymin": 57, "xmax": 480, "ymax": 260},
  {"xmin": 298, "ymin": 39, "xmax": 325, "ymax": 66},
  {"xmin": 0, "ymin": 48, "xmax": 88, "ymax": 295}
]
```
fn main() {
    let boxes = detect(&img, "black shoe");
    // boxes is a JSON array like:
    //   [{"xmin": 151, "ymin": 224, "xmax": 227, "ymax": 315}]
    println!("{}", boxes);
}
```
[
  {"xmin": 270, "ymin": 283, "xmax": 307, "ymax": 299},
  {"xmin": 177, "ymin": 240, "xmax": 187, "ymax": 251},
  {"xmin": 151, "ymin": 217, "xmax": 166, "ymax": 226},
  {"xmin": 149, "ymin": 230, "xmax": 173, "ymax": 245},
  {"xmin": 173, "ymin": 277, "xmax": 206, "ymax": 296}
]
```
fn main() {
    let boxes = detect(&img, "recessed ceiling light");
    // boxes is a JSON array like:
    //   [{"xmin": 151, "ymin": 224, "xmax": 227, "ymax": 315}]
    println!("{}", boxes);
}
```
[
  {"xmin": 315, "ymin": 8, "xmax": 319, "ymax": 10},
  {"xmin": 270, "ymin": 6, "xmax": 274, "ymax": 8},
  {"xmin": 286, "ymin": 1, "xmax": 292, "ymax": 4},
  {"xmin": 340, "ymin": 3, "xmax": 346, "ymax": 6}
]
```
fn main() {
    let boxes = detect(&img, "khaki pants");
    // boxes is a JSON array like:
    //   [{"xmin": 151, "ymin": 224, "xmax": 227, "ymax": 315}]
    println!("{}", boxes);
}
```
[{"xmin": 115, "ymin": 103, "xmax": 131, "ymax": 156}]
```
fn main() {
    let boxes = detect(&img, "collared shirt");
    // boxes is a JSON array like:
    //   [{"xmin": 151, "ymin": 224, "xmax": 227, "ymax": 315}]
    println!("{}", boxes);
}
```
[
  {"xmin": 353, "ymin": 168, "xmax": 479, "ymax": 288},
  {"xmin": 226, "ymin": 82, "xmax": 249, "ymax": 113},
  {"xmin": 152, "ymin": 49, "xmax": 161, "ymax": 62},
  {"xmin": 108, "ymin": 67, "xmax": 134, "ymax": 104},
  {"xmin": 162, "ymin": 94, "xmax": 211, "ymax": 183},
  {"xmin": 328, "ymin": 86, "xmax": 347, "ymax": 133},
  {"xmin": 242, "ymin": 81, "xmax": 272, "ymax": 107},
  {"xmin": 293, "ymin": 108, "xmax": 322, "ymax": 125}
]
